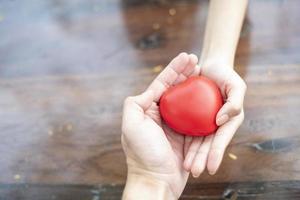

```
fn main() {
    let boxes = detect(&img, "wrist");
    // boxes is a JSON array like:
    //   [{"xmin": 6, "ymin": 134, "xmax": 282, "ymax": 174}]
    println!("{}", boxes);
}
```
[
  {"xmin": 199, "ymin": 55, "xmax": 234, "ymax": 69},
  {"xmin": 123, "ymin": 170, "xmax": 176, "ymax": 200}
]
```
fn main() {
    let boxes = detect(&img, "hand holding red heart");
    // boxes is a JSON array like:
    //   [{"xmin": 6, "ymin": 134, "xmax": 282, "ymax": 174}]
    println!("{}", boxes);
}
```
[
  {"xmin": 122, "ymin": 53, "xmax": 199, "ymax": 198},
  {"xmin": 183, "ymin": 60, "xmax": 246, "ymax": 177},
  {"xmin": 122, "ymin": 53, "xmax": 246, "ymax": 198}
]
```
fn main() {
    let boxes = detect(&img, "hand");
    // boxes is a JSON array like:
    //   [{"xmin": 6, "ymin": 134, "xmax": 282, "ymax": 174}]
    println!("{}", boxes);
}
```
[
  {"xmin": 183, "ymin": 60, "xmax": 247, "ymax": 176},
  {"xmin": 122, "ymin": 53, "xmax": 199, "ymax": 199}
]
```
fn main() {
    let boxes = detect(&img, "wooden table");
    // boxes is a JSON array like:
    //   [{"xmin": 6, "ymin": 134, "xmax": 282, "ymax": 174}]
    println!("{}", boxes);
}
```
[{"xmin": 1, "ymin": 0, "xmax": 300, "ymax": 199}]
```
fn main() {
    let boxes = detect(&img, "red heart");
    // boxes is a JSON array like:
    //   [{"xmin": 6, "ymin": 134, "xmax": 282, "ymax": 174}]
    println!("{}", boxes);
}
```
[{"xmin": 159, "ymin": 76, "xmax": 223, "ymax": 136}]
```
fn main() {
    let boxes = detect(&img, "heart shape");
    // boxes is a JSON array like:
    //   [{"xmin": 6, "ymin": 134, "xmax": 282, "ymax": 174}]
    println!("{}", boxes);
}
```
[{"xmin": 159, "ymin": 76, "xmax": 223, "ymax": 136}]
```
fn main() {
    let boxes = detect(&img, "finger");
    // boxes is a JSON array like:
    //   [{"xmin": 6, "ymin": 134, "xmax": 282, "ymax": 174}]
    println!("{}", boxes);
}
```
[
  {"xmin": 207, "ymin": 112, "xmax": 244, "ymax": 175},
  {"xmin": 123, "ymin": 90, "xmax": 154, "ymax": 125},
  {"xmin": 194, "ymin": 64, "xmax": 201, "ymax": 75},
  {"xmin": 190, "ymin": 135, "xmax": 214, "ymax": 178},
  {"xmin": 187, "ymin": 53, "xmax": 202, "ymax": 78},
  {"xmin": 216, "ymin": 75, "xmax": 246, "ymax": 126},
  {"xmin": 183, "ymin": 54, "xmax": 198, "ymax": 77},
  {"xmin": 184, "ymin": 136, "xmax": 193, "ymax": 157},
  {"xmin": 174, "ymin": 54, "xmax": 199, "ymax": 84},
  {"xmin": 147, "ymin": 52, "xmax": 190, "ymax": 102},
  {"xmin": 145, "ymin": 102, "xmax": 161, "ymax": 126},
  {"xmin": 183, "ymin": 137, "xmax": 204, "ymax": 172}
]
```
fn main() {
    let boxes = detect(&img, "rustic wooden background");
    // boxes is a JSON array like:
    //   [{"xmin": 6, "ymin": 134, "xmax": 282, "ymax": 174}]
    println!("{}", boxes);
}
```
[{"xmin": 0, "ymin": 0, "xmax": 300, "ymax": 199}]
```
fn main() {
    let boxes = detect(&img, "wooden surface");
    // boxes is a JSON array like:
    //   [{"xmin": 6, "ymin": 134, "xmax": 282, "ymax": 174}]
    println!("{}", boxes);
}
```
[
  {"xmin": 1, "ymin": 0, "xmax": 300, "ymax": 199},
  {"xmin": 1, "ymin": 181, "xmax": 300, "ymax": 200}
]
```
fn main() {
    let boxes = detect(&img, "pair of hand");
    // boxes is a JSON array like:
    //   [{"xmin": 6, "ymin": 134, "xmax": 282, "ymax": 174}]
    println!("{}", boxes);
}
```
[{"xmin": 122, "ymin": 53, "xmax": 246, "ymax": 198}]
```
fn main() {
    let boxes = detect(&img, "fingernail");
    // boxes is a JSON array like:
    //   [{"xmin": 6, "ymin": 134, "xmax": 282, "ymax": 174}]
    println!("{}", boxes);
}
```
[
  {"xmin": 208, "ymin": 150, "xmax": 222, "ymax": 175},
  {"xmin": 189, "ymin": 53, "xmax": 198, "ymax": 60},
  {"xmin": 216, "ymin": 114, "xmax": 229, "ymax": 126},
  {"xmin": 208, "ymin": 170, "xmax": 216, "ymax": 175},
  {"xmin": 192, "ymin": 173, "xmax": 199, "ymax": 178},
  {"xmin": 183, "ymin": 162, "xmax": 191, "ymax": 172}
]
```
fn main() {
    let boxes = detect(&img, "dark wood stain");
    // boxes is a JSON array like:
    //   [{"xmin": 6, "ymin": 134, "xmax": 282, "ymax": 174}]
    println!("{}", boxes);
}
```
[
  {"xmin": 248, "ymin": 137, "xmax": 298, "ymax": 153},
  {"xmin": 137, "ymin": 32, "xmax": 164, "ymax": 49},
  {"xmin": 0, "ymin": 0, "xmax": 300, "ymax": 198}
]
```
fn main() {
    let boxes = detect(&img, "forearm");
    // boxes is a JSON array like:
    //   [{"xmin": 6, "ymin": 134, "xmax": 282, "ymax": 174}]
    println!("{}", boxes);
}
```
[
  {"xmin": 122, "ymin": 173, "xmax": 176, "ymax": 200},
  {"xmin": 200, "ymin": 0, "xmax": 248, "ymax": 67}
]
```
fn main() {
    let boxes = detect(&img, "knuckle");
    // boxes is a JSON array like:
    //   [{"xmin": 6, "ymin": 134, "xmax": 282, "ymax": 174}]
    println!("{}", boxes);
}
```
[
  {"xmin": 230, "ymin": 103, "xmax": 242, "ymax": 115},
  {"xmin": 124, "ymin": 96, "xmax": 136, "ymax": 107},
  {"xmin": 196, "ymin": 149, "xmax": 208, "ymax": 156},
  {"xmin": 124, "ymin": 96, "xmax": 134, "ymax": 104},
  {"xmin": 214, "ymin": 131, "xmax": 224, "ymax": 138},
  {"xmin": 187, "ymin": 148, "xmax": 198, "ymax": 156}
]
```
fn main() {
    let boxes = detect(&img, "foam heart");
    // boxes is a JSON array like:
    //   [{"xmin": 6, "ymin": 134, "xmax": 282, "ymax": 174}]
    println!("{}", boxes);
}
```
[{"xmin": 159, "ymin": 76, "xmax": 223, "ymax": 136}]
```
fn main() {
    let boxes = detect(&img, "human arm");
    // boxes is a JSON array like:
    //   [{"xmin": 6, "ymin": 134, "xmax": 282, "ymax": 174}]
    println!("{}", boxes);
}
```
[{"xmin": 184, "ymin": 0, "xmax": 248, "ymax": 176}]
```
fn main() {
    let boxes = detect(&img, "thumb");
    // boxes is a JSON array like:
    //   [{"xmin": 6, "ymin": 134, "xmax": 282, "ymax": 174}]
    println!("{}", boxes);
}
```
[
  {"xmin": 133, "ymin": 90, "xmax": 155, "ymax": 111},
  {"xmin": 216, "ymin": 77, "xmax": 246, "ymax": 126},
  {"xmin": 123, "ymin": 90, "xmax": 154, "ymax": 124}
]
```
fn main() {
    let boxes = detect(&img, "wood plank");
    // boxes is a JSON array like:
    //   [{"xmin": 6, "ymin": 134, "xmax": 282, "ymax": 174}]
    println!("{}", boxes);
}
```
[{"xmin": 1, "ymin": 181, "xmax": 300, "ymax": 200}]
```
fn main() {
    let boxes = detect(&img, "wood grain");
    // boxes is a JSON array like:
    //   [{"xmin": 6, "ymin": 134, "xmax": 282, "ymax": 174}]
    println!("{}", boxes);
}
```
[
  {"xmin": 1, "ymin": 181, "xmax": 300, "ymax": 200},
  {"xmin": 0, "ymin": 0, "xmax": 300, "ymax": 194}
]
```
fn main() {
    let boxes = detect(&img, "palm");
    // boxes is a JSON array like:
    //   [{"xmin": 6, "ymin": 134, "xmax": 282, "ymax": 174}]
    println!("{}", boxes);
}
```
[
  {"xmin": 132, "ymin": 101, "xmax": 186, "ymax": 170},
  {"xmin": 145, "ymin": 101, "xmax": 184, "ymax": 156},
  {"xmin": 141, "ymin": 88, "xmax": 190, "ymax": 193}
]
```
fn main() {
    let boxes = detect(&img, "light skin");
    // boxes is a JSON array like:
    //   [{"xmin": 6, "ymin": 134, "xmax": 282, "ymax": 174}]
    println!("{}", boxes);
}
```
[{"xmin": 122, "ymin": 0, "xmax": 248, "ymax": 199}]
